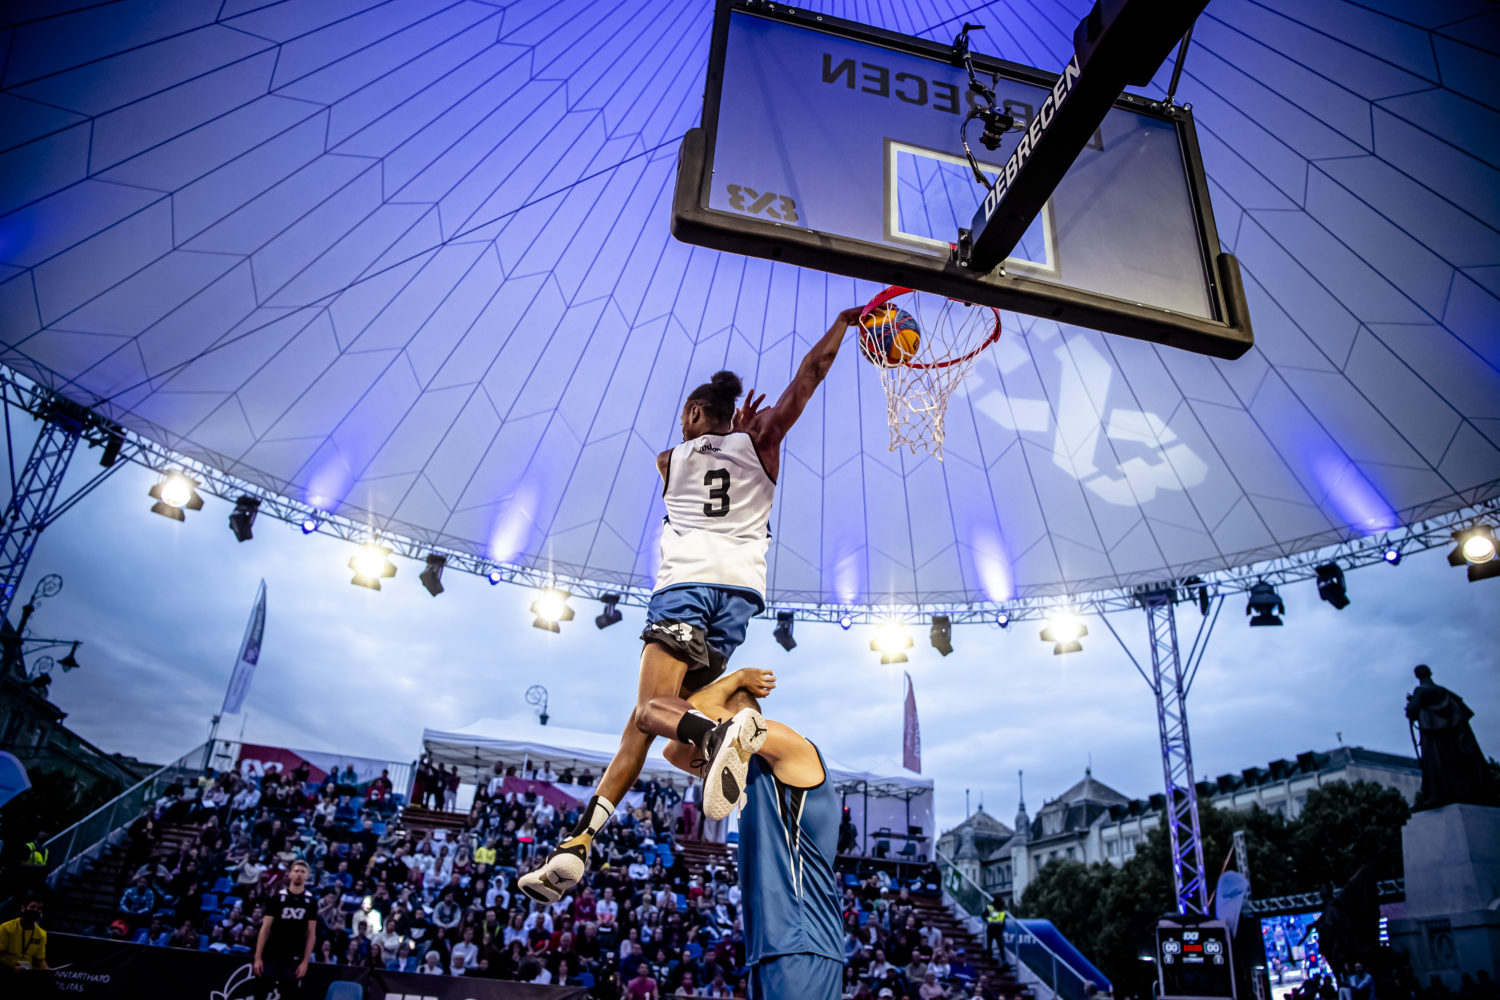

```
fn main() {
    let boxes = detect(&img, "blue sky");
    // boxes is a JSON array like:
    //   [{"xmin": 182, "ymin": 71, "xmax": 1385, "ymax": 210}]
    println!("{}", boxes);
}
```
[{"xmin": 12, "ymin": 416, "xmax": 1500, "ymax": 836}]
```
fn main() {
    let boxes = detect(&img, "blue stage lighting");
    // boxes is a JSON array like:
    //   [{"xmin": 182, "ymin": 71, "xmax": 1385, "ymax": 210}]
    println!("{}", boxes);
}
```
[
  {"xmin": 839, "ymin": 614, "xmax": 853, "ymax": 630},
  {"xmin": 1383, "ymin": 547, "xmax": 1401, "ymax": 565},
  {"xmin": 995, "ymin": 611, "xmax": 1010, "ymax": 628}
]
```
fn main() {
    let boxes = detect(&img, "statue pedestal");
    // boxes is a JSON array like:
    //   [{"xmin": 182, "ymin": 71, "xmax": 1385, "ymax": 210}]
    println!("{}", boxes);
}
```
[{"xmin": 1387, "ymin": 803, "xmax": 1500, "ymax": 989}]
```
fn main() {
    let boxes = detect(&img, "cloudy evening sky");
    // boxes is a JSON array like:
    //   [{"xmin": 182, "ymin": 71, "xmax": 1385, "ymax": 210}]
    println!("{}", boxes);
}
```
[{"xmin": 10, "ymin": 414, "xmax": 1498, "ymax": 835}]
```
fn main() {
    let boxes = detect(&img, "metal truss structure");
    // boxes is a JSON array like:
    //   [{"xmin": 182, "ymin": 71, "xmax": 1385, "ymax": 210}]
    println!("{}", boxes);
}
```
[
  {"xmin": 1, "ymin": 365, "xmax": 1497, "ymax": 629},
  {"xmin": 1143, "ymin": 589, "xmax": 1209, "ymax": 914}
]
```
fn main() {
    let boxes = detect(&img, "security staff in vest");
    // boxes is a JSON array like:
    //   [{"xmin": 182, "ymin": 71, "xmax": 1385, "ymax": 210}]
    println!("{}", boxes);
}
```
[
  {"xmin": 984, "ymin": 901, "xmax": 1009, "ymax": 967},
  {"xmin": 18, "ymin": 830, "xmax": 49, "ymax": 898}
]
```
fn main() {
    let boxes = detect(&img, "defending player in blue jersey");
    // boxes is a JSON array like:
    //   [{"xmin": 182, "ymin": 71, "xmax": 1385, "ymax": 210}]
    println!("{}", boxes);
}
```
[
  {"xmin": 521, "ymin": 306, "xmax": 862, "ymax": 905},
  {"xmin": 663, "ymin": 669, "xmax": 844, "ymax": 1000}
]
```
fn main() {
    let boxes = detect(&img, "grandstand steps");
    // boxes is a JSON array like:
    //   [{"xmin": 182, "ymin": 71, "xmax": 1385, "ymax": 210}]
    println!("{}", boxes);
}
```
[
  {"xmin": 47, "ymin": 821, "xmax": 204, "ymax": 935},
  {"xmin": 398, "ymin": 804, "xmax": 470, "ymax": 840}
]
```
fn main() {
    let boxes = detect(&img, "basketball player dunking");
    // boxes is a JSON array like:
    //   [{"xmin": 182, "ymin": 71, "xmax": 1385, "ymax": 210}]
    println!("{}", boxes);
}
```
[
  {"xmin": 662, "ymin": 669, "xmax": 843, "ymax": 1000},
  {"xmin": 519, "ymin": 305, "xmax": 862, "ymax": 904}
]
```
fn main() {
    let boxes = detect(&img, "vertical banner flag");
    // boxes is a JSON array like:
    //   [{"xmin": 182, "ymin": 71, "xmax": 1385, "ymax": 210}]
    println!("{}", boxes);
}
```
[
  {"xmin": 903, "ymin": 671, "xmax": 922, "ymax": 773},
  {"xmin": 221, "ymin": 580, "xmax": 266, "ymax": 715}
]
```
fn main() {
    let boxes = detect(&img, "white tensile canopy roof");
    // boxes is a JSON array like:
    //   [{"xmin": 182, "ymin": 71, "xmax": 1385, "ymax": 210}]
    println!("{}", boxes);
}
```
[{"xmin": 0, "ymin": 1, "xmax": 1496, "ymax": 608}]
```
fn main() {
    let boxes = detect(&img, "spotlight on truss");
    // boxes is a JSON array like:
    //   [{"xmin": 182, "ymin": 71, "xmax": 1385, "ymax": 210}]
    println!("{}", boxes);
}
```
[
  {"xmin": 349, "ymin": 543, "xmax": 397, "ymax": 590},
  {"xmin": 531, "ymin": 588, "xmax": 575, "ymax": 632},
  {"xmin": 1039, "ymin": 611, "xmax": 1086, "ymax": 655},
  {"xmin": 419, "ymin": 554, "xmax": 447, "ymax": 597},
  {"xmin": 1246, "ymin": 580, "xmax": 1284, "ymax": 626},
  {"xmin": 1315, "ymin": 563, "xmax": 1349, "ymax": 609},
  {"xmin": 595, "ymin": 594, "xmax": 623, "ymax": 629},
  {"xmin": 149, "ymin": 472, "xmax": 203, "ymax": 522},
  {"xmin": 870, "ymin": 622, "xmax": 913, "ymax": 664},
  {"xmin": 773, "ymin": 611, "xmax": 796, "ymax": 651},
  {"xmin": 1449, "ymin": 524, "xmax": 1500, "ymax": 582},
  {"xmin": 930, "ymin": 615, "xmax": 953, "ymax": 656},
  {"xmin": 228, "ymin": 496, "xmax": 260, "ymax": 542}
]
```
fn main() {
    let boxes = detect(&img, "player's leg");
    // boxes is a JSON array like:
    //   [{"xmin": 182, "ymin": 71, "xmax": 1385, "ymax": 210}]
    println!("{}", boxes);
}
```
[
  {"xmin": 693, "ymin": 590, "xmax": 775, "ymax": 820},
  {"xmin": 519, "ymin": 587, "xmax": 733, "ymax": 903},
  {"xmin": 661, "ymin": 674, "xmax": 819, "ymax": 791}
]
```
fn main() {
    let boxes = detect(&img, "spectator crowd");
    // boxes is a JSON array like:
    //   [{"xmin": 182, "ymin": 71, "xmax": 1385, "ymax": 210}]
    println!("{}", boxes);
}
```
[{"xmin": 48, "ymin": 753, "xmax": 1001, "ymax": 1000}]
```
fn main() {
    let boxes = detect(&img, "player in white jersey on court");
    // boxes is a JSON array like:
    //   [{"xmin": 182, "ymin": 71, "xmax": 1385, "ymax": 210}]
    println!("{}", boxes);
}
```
[{"xmin": 519, "ymin": 305, "xmax": 862, "ymax": 904}]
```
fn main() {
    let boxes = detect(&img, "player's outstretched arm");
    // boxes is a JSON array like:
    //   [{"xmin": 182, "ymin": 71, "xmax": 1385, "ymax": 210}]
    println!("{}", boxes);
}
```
[{"xmin": 751, "ymin": 307, "xmax": 863, "ymax": 451}]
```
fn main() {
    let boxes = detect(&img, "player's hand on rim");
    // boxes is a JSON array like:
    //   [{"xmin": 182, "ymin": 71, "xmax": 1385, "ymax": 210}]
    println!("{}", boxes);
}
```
[{"xmin": 837, "ymin": 305, "xmax": 865, "ymax": 327}]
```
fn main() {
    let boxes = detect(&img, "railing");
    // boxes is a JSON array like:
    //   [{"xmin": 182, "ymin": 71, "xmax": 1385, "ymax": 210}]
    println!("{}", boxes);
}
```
[
  {"xmin": 1004, "ymin": 919, "xmax": 1103, "ymax": 1000},
  {"xmin": 934, "ymin": 850, "xmax": 1105, "ymax": 1000},
  {"xmin": 936, "ymin": 847, "xmax": 993, "ymax": 919},
  {"xmin": 44, "ymin": 742, "xmax": 209, "ymax": 887}
]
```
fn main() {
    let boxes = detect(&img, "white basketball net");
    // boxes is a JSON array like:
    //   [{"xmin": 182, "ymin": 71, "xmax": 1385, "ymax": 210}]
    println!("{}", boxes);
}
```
[{"xmin": 861, "ymin": 288, "xmax": 1002, "ymax": 459}]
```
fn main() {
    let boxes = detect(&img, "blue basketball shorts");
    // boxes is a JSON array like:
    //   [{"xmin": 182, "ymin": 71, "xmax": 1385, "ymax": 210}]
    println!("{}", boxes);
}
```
[
  {"xmin": 749, "ymin": 953, "xmax": 844, "ymax": 1000},
  {"xmin": 641, "ymin": 583, "xmax": 762, "ymax": 691}
]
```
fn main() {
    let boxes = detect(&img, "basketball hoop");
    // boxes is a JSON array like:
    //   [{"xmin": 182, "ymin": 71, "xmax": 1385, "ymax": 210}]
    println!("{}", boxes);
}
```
[{"xmin": 859, "ymin": 286, "xmax": 1002, "ymax": 459}]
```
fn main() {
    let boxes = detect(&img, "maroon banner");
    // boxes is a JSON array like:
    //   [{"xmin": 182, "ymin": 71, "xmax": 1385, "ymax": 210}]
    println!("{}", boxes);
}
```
[{"xmin": 903, "ymin": 672, "xmax": 922, "ymax": 774}]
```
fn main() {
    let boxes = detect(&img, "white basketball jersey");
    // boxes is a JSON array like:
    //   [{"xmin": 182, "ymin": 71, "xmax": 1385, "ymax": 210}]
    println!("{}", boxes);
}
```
[{"xmin": 655, "ymin": 431, "xmax": 776, "ymax": 600}]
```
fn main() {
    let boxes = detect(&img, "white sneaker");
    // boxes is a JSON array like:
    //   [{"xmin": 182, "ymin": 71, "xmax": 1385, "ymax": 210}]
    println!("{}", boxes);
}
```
[{"xmin": 701, "ymin": 708, "xmax": 769, "ymax": 821}]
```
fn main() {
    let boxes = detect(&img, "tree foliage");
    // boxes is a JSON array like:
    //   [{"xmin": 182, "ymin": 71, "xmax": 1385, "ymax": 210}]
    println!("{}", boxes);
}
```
[{"xmin": 1016, "ymin": 781, "xmax": 1410, "ymax": 998}]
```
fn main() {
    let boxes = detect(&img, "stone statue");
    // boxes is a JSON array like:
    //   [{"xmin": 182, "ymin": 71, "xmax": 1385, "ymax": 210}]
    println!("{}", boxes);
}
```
[{"xmin": 1405, "ymin": 665, "xmax": 1492, "ymax": 810}]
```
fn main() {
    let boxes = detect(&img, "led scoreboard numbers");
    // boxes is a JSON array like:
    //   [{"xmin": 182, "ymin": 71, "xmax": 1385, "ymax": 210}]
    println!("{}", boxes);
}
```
[{"xmin": 1156, "ymin": 918, "xmax": 1236, "ymax": 1000}]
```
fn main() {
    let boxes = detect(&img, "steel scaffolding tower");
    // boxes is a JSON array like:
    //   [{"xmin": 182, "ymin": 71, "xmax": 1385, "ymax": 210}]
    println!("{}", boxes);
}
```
[
  {"xmin": 0, "ymin": 398, "xmax": 89, "ymax": 623},
  {"xmin": 1142, "ymin": 588, "xmax": 1209, "ymax": 914}
]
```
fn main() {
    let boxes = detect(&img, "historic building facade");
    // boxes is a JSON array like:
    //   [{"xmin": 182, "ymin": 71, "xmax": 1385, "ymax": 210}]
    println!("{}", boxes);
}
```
[{"xmin": 939, "ymin": 746, "xmax": 1420, "ymax": 906}]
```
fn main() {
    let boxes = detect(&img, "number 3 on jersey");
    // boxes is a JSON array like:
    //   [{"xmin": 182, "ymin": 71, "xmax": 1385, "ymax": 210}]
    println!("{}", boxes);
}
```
[{"xmin": 703, "ymin": 468, "xmax": 731, "ymax": 517}]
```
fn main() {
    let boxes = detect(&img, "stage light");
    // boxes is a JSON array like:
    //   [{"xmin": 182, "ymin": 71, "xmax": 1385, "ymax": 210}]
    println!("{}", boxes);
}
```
[
  {"xmin": 419, "ymin": 554, "xmax": 447, "ymax": 597},
  {"xmin": 1448, "ymin": 524, "xmax": 1500, "ymax": 582},
  {"xmin": 1039, "ymin": 611, "xmax": 1086, "ymax": 655},
  {"xmin": 995, "ymin": 610, "xmax": 1010, "ymax": 628},
  {"xmin": 930, "ymin": 615, "xmax": 953, "ymax": 656},
  {"xmin": 839, "ymin": 614, "xmax": 854, "ymax": 630},
  {"xmin": 1315, "ymin": 563, "xmax": 1349, "ymax": 609},
  {"xmin": 300, "ymin": 516, "xmax": 319, "ymax": 534},
  {"xmin": 487, "ymin": 569, "xmax": 504, "ymax": 585},
  {"xmin": 148, "ymin": 472, "xmax": 203, "ymax": 521},
  {"xmin": 531, "ymin": 588, "xmax": 575, "ymax": 632},
  {"xmin": 1246, "ymin": 580, "xmax": 1284, "ymax": 626},
  {"xmin": 595, "ymin": 594, "xmax": 623, "ymax": 629},
  {"xmin": 1382, "ymin": 547, "xmax": 1401, "ymax": 565},
  {"xmin": 870, "ymin": 621, "xmax": 913, "ymax": 664},
  {"xmin": 228, "ymin": 496, "xmax": 260, "ymax": 542},
  {"xmin": 773, "ymin": 611, "xmax": 796, "ymax": 651},
  {"xmin": 349, "ymin": 543, "xmax": 396, "ymax": 590},
  {"xmin": 1182, "ymin": 575, "xmax": 1211, "ymax": 615}
]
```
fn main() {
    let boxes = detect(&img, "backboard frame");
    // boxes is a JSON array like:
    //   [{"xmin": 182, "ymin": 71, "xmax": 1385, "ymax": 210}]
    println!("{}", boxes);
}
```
[{"xmin": 671, "ymin": 0, "xmax": 1254, "ymax": 361}]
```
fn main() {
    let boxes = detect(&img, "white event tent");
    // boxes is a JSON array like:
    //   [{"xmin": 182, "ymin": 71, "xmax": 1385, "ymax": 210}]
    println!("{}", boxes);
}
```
[{"xmin": 422, "ymin": 718, "xmax": 935, "ymax": 856}]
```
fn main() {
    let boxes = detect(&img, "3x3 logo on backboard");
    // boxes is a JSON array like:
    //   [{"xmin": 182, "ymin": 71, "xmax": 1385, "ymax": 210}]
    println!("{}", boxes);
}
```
[{"xmin": 725, "ymin": 184, "xmax": 799, "ymax": 222}]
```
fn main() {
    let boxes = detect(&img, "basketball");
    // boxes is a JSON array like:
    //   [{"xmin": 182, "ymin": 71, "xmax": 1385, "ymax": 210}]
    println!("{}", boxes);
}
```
[{"xmin": 858, "ymin": 304, "xmax": 922, "ymax": 366}]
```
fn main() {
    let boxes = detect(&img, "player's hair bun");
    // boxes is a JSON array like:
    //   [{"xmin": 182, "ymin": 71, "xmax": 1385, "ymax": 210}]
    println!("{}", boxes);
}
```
[
  {"xmin": 709, "ymin": 370, "xmax": 743, "ymax": 398},
  {"xmin": 687, "ymin": 370, "xmax": 743, "ymax": 426}
]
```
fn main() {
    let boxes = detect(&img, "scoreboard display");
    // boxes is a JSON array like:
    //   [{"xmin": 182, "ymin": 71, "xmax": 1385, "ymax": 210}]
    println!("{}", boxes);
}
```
[{"xmin": 1157, "ymin": 917, "xmax": 1236, "ymax": 1000}]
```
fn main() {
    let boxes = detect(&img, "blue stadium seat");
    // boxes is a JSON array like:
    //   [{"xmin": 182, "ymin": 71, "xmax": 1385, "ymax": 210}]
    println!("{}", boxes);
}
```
[
  {"xmin": 687, "ymin": 942, "xmax": 702, "ymax": 959},
  {"xmin": 675, "ymin": 893, "xmax": 687, "ymax": 912},
  {"xmin": 211, "ymin": 878, "xmax": 232, "ymax": 894},
  {"xmin": 726, "ymin": 831, "xmax": 738, "ymax": 844},
  {"xmin": 229, "ymin": 944, "xmax": 250, "ymax": 953},
  {"xmin": 197, "ymin": 935, "xmax": 208, "ymax": 951},
  {"xmin": 843, "ymin": 872, "xmax": 860, "ymax": 888},
  {"xmin": 200, "ymin": 893, "xmax": 218, "ymax": 912},
  {"xmin": 578, "ymin": 973, "xmax": 595, "ymax": 989},
  {"xmin": 324, "ymin": 982, "xmax": 363, "ymax": 1000},
  {"xmin": 372, "ymin": 822, "xmax": 386, "ymax": 834}
]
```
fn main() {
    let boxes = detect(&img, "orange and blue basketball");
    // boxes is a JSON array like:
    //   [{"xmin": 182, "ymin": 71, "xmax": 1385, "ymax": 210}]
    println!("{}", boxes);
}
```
[{"xmin": 858, "ymin": 305, "xmax": 922, "ymax": 366}]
